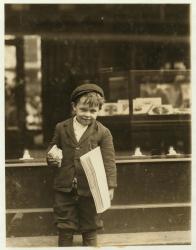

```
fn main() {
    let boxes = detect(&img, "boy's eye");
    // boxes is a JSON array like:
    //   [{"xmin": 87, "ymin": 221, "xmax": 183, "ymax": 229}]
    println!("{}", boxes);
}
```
[
  {"xmin": 90, "ymin": 108, "xmax": 99, "ymax": 113},
  {"xmin": 79, "ymin": 107, "xmax": 98, "ymax": 113},
  {"xmin": 80, "ymin": 108, "xmax": 88, "ymax": 112}
]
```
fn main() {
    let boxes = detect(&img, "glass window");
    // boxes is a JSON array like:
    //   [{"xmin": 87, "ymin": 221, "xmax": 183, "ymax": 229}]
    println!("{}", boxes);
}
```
[
  {"xmin": 24, "ymin": 36, "xmax": 42, "ymax": 132},
  {"xmin": 130, "ymin": 69, "xmax": 191, "ymax": 116},
  {"xmin": 5, "ymin": 44, "xmax": 18, "ymax": 130},
  {"xmin": 99, "ymin": 71, "xmax": 129, "ymax": 116},
  {"xmin": 5, "ymin": 35, "xmax": 44, "ymax": 159}
]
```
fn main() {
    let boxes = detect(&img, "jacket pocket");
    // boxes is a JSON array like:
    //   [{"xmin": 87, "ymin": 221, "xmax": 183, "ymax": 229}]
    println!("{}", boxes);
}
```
[{"xmin": 54, "ymin": 165, "xmax": 74, "ymax": 189}]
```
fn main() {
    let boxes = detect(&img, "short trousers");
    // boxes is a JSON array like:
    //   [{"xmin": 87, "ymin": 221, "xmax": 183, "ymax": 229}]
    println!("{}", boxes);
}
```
[{"xmin": 53, "ymin": 189, "xmax": 103, "ymax": 232}]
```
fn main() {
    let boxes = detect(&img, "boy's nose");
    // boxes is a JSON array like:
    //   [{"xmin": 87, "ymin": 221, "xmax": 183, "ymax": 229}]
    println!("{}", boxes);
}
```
[{"xmin": 84, "ymin": 111, "xmax": 91, "ymax": 117}]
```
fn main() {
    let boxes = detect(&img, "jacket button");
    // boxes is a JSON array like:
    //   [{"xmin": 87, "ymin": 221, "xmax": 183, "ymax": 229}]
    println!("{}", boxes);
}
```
[{"xmin": 76, "ymin": 147, "xmax": 80, "ymax": 150}]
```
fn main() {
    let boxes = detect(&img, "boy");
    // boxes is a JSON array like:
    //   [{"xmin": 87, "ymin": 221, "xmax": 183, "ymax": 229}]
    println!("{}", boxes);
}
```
[{"xmin": 47, "ymin": 83, "xmax": 117, "ymax": 247}]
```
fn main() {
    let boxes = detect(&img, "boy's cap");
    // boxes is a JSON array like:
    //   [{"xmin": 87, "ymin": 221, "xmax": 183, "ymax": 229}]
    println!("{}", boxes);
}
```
[{"xmin": 71, "ymin": 83, "xmax": 104, "ymax": 102}]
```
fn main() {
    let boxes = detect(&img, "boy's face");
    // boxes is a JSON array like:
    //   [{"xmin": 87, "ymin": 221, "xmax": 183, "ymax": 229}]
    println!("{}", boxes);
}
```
[{"xmin": 72, "ymin": 96, "xmax": 100, "ymax": 126}]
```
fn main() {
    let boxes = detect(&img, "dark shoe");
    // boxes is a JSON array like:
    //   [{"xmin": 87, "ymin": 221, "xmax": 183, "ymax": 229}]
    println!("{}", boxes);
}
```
[
  {"xmin": 82, "ymin": 230, "xmax": 97, "ymax": 246},
  {"xmin": 58, "ymin": 229, "xmax": 74, "ymax": 247}
]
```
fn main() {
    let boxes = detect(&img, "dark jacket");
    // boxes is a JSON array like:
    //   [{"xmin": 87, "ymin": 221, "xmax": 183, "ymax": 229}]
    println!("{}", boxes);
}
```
[{"xmin": 47, "ymin": 117, "xmax": 117, "ymax": 196}]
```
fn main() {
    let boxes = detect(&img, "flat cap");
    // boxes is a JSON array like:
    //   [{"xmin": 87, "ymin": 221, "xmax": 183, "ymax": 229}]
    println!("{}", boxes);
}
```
[{"xmin": 71, "ymin": 83, "xmax": 104, "ymax": 102}]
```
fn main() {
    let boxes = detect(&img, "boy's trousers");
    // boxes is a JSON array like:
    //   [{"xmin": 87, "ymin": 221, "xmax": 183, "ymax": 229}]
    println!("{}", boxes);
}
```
[{"xmin": 53, "ymin": 189, "xmax": 103, "ymax": 246}]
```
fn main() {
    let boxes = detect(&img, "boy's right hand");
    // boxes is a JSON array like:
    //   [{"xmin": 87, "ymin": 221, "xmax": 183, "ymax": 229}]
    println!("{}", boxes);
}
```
[
  {"xmin": 46, "ymin": 154, "xmax": 61, "ymax": 167},
  {"xmin": 47, "ymin": 145, "xmax": 62, "ymax": 167}
]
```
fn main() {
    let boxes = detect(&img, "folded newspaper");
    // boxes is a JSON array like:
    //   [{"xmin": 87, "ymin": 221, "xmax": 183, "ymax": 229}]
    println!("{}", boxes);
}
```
[
  {"xmin": 48, "ymin": 145, "xmax": 63, "ymax": 167},
  {"xmin": 80, "ymin": 146, "xmax": 111, "ymax": 213}
]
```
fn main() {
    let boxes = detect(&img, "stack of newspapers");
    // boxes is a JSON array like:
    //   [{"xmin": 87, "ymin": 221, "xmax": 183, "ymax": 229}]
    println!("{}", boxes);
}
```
[{"xmin": 80, "ymin": 146, "xmax": 111, "ymax": 213}]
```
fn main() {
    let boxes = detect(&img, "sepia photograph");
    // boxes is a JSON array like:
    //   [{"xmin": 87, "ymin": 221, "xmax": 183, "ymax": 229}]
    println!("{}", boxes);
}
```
[{"xmin": 4, "ymin": 2, "xmax": 192, "ymax": 248}]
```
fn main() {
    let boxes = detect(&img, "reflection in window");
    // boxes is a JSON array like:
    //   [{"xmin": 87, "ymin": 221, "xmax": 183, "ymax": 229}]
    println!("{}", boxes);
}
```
[
  {"xmin": 99, "ymin": 74, "xmax": 129, "ymax": 116},
  {"xmin": 5, "ymin": 35, "xmax": 44, "ymax": 159},
  {"xmin": 24, "ymin": 36, "xmax": 42, "ymax": 131},
  {"xmin": 132, "ymin": 69, "xmax": 191, "ymax": 115},
  {"xmin": 5, "ymin": 44, "xmax": 18, "ymax": 129},
  {"xmin": 5, "ymin": 45, "xmax": 16, "ymax": 68}
]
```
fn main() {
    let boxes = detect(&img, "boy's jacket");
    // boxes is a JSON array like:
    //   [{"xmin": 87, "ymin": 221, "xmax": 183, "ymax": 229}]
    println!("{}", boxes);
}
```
[{"xmin": 47, "ymin": 117, "xmax": 117, "ymax": 196}]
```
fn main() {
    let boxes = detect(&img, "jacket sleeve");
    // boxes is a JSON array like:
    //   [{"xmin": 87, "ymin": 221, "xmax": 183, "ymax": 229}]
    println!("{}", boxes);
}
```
[
  {"xmin": 47, "ymin": 123, "xmax": 61, "ymax": 153},
  {"xmin": 46, "ymin": 123, "xmax": 61, "ymax": 166},
  {"xmin": 100, "ymin": 128, "xmax": 117, "ymax": 188}
]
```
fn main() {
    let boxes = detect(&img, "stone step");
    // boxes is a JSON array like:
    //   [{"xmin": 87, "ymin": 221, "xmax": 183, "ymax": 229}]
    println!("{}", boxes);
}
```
[
  {"xmin": 6, "ymin": 231, "xmax": 191, "ymax": 247},
  {"xmin": 6, "ymin": 206, "xmax": 190, "ymax": 237}
]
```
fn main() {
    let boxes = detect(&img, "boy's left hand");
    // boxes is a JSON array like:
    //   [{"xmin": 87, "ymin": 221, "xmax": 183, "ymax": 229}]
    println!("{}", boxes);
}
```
[{"xmin": 109, "ymin": 188, "xmax": 114, "ymax": 200}]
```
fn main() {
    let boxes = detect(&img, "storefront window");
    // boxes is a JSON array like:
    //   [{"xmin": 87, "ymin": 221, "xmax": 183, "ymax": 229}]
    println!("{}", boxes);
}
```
[
  {"xmin": 5, "ymin": 42, "xmax": 18, "ymax": 130},
  {"xmin": 4, "ymin": 4, "xmax": 190, "ymax": 158},
  {"xmin": 99, "ymin": 71, "xmax": 129, "ymax": 116},
  {"xmin": 130, "ymin": 69, "xmax": 191, "ymax": 116},
  {"xmin": 97, "ymin": 68, "xmax": 191, "ymax": 154},
  {"xmin": 5, "ymin": 35, "xmax": 44, "ymax": 159},
  {"xmin": 24, "ymin": 36, "xmax": 42, "ymax": 131}
]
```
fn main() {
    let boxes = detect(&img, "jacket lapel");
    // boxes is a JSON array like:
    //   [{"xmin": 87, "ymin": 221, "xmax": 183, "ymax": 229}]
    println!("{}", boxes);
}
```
[
  {"xmin": 63, "ymin": 118, "xmax": 78, "ymax": 146},
  {"xmin": 63, "ymin": 117, "xmax": 98, "ymax": 146}
]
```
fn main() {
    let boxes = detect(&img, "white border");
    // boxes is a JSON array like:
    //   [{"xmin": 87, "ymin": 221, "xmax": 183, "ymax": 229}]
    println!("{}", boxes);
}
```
[
  {"xmin": 0, "ymin": 1, "xmax": 5, "ymax": 249},
  {"xmin": 2, "ymin": 0, "xmax": 193, "ymax": 3},
  {"xmin": 1, "ymin": 1, "xmax": 195, "ymax": 250}
]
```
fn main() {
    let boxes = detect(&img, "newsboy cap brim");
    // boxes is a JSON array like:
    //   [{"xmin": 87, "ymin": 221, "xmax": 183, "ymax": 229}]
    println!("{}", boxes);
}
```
[{"xmin": 70, "ymin": 83, "xmax": 104, "ymax": 102}]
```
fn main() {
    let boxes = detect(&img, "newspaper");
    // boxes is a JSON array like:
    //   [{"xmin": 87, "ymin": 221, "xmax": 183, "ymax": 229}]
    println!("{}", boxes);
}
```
[{"xmin": 80, "ymin": 147, "xmax": 111, "ymax": 213}]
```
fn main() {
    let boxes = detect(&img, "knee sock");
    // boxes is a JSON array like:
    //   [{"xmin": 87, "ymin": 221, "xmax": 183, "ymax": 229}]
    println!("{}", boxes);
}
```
[
  {"xmin": 82, "ymin": 230, "xmax": 97, "ymax": 246},
  {"xmin": 58, "ymin": 229, "xmax": 74, "ymax": 247}
]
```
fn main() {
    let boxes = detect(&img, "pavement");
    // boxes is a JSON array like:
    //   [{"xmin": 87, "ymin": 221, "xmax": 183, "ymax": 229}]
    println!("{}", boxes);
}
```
[{"xmin": 6, "ymin": 230, "xmax": 191, "ymax": 247}]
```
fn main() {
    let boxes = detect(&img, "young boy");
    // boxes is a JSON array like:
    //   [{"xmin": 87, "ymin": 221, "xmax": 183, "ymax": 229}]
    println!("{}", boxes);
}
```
[{"xmin": 47, "ymin": 83, "xmax": 117, "ymax": 247}]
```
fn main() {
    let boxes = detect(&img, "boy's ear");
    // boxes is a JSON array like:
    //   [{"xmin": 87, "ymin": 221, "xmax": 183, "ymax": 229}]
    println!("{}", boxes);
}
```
[{"xmin": 71, "ymin": 102, "xmax": 76, "ymax": 111}]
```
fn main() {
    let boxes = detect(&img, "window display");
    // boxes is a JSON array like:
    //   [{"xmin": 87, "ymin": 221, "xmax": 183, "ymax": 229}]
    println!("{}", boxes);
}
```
[
  {"xmin": 98, "ymin": 72, "xmax": 130, "ymax": 117},
  {"xmin": 99, "ymin": 69, "xmax": 191, "ymax": 117},
  {"xmin": 98, "ymin": 69, "xmax": 191, "ymax": 155},
  {"xmin": 131, "ymin": 69, "xmax": 191, "ymax": 116},
  {"xmin": 24, "ymin": 36, "xmax": 42, "ymax": 131},
  {"xmin": 5, "ymin": 44, "xmax": 18, "ymax": 130}
]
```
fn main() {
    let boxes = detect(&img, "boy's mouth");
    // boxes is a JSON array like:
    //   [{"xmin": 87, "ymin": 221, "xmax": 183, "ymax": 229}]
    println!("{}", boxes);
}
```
[{"xmin": 81, "ymin": 117, "xmax": 91, "ymax": 120}]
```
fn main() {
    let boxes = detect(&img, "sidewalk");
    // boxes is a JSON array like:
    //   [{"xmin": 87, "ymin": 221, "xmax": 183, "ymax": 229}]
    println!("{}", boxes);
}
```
[{"xmin": 6, "ymin": 231, "xmax": 191, "ymax": 247}]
